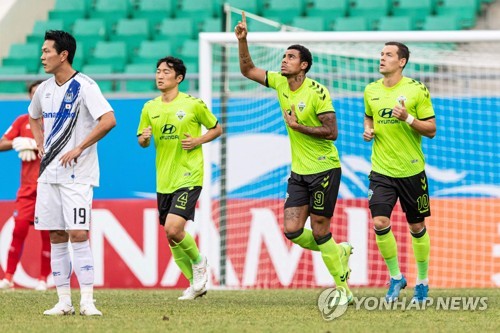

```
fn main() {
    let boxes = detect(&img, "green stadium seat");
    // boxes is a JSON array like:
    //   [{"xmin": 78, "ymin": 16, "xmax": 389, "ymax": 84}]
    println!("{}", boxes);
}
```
[
  {"xmin": 121, "ymin": 63, "xmax": 156, "ymax": 92},
  {"xmin": 113, "ymin": 18, "xmax": 150, "ymax": 58},
  {"xmin": 392, "ymin": 0, "xmax": 433, "ymax": 27},
  {"xmin": 247, "ymin": 17, "xmax": 282, "ymax": 32},
  {"xmin": 27, "ymin": 20, "xmax": 65, "ymax": 45},
  {"xmin": 134, "ymin": 0, "xmax": 174, "ymax": 32},
  {"xmin": 220, "ymin": 0, "xmax": 259, "ymax": 15},
  {"xmin": 82, "ymin": 64, "xmax": 114, "ymax": 93},
  {"xmin": 91, "ymin": 0, "xmax": 132, "ymax": 33},
  {"xmin": 72, "ymin": 19, "xmax": 107, "ymax": 58},
  {"xmin": 0, "ymin": 66, "xmax": 28, "ymax": 94},
  {"xmin": 179, "ymin": 40, "xmax": 199, "ymax": 64},
  {"xmin": 305, "ymin": 0, "xmax": 348, "ymax": 21},
  {"xmin": 175, "ymin": 1, "xmax": 214, "ymax": 28},
  {"xmin": 155, "ymin": 18, "xmax": 194, "ymax": 53},
  {"xmin": 2, "ymin": 43, "xmax": 40, "ymax": 73},
  {"xmin": 48, "ymin": 0, "xmax": 88, "ymax": 30},
  {"xmin": 349, "ymin": 0, "xmax": 390, "ymax": 21},
  {"xmin": 291, "ymin": 16, "xmax": 326, "ymax": 31},
  {"xmin": 133, "ymin": 40, "xmax": 172, "ymax": 64},
  {"xmin": 261, "ymin": 0, "xmax": 304, "ymax": 24},
  {"xmin": 436, "ymin": 0, "xmax": 477, "ymax": 28},
  {"xmin": 72, "ymin": 42, "xmax": 86, "ymax": 71},
  {"xmin": 375, "ymin": 16, "xmax": 415, "ymax": 31},
  {"xmin": 88, "ymin": 41, "xmax": 127, "ymax": 72},
  {"xmin": 422, "ymin": 15, "xmax": 460, "ymax": 30},
  {"xmin": 200, "ymin": 17, "xmax": 223, "ymax": 33},
  {"xmin": 331, "ymin": 17, "xmax": 368, "ymax": 31}
]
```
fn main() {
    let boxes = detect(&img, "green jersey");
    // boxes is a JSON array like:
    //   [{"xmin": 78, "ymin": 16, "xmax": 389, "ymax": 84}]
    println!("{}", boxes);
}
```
[
  {"xmin": 137, "ymin": 92, "xmax": 218, "ymax": 193},
  {"xmin": 266, "ymin": 71, "xmax": 340, "ymax": 175},
  {"xmin": 364, "ymin": 77, "xmax": 435, "ymax": 177}
]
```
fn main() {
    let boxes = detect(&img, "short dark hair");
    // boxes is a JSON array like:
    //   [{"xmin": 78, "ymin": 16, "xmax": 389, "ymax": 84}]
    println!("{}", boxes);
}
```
[
  {"xmin": 385, "ymin": 41, "xmax": 410, "ymax": 69},
  {"xmin": 28, "ymin": 80, "xmax": 44, "ymax": 93},
  {"xmin": 44, "ymin": 30, "xmax": 77, "ymax": 65},
  {"xmin": 287, "ymin": 44, "xmax": 313, "ymax": 73},
  {"xmin": 156, "ymin": 56, "xmax": 187, "ymax": 82}
]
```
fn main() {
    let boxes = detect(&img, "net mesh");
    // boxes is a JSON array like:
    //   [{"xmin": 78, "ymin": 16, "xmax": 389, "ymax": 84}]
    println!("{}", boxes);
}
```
[{"xmin": 202, "ymin": 36, "xmax": 500, "ymax": 289}]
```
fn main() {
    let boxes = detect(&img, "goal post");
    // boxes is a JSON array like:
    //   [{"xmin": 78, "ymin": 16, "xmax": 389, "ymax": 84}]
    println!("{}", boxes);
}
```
[{"xmin": 198, "ymin": 30, "xmax": 500, "ymax": 289}]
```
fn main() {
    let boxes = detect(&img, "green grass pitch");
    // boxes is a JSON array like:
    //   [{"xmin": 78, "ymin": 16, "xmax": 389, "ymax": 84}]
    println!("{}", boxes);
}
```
[{"xmin": 1, "ymin": 288, "xmax": 498, "ymax": 332}]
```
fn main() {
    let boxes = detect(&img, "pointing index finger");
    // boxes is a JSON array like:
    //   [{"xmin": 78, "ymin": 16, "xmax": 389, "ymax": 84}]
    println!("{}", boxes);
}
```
[{"xmin": 242, "ymin": 11, "xmax": 246, "ymax": 26}]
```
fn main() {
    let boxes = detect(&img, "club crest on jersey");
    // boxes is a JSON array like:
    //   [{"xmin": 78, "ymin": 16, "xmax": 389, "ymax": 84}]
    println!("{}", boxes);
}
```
[
  {"xmin": 297, "ymin": 101, "xmax": 306, "ymax": 112},
  {"xmin": 397, "ymin": 95, "xmax": 406, "ymax": 106},
  {"xmin": 176, "ymin": 110, "xmax": 186, "ymax": 120},
  {"xmin": 64, "ymin": 91, "xmax": 74, "ymax": 102}
]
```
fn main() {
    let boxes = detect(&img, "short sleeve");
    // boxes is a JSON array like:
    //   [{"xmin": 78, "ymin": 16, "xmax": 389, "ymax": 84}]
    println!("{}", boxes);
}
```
[
  {"xmin": 364, "ymin": 88, "xmax": 373, "ymax": 117},
  {"xmin": 315, "ymin": 86, "xmax": 334, "ymax": 115},
  {"xmin": 416, "ymin": 84, "xmax": 435, "ymax": 120},
  {"xmin": 195, "ymin": 99, "xmax": 218, "ymax": 129},
  {"xmin": 83, "ymin": 83, "xmax": 113, "ymax": 120},
  {"xmin": 137, "ymin": 104, "xmax": 152, "ymax": 136},
  {"xmin": 266, "ymin": 71, "xmax": 281, "ymax": 90},
  {"xmin": 28, "ymin": 84, "xmax": 43, "ymax": 119},
  {"xmin": 3, "ymin": 116, "xmax": 22, "ymax": 140}
]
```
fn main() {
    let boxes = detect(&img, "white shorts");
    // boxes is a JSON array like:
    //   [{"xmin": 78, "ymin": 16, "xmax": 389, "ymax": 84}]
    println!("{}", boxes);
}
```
[{"xmin": 34, "ymin": 183, "xmax": 93, "ymax": 231}]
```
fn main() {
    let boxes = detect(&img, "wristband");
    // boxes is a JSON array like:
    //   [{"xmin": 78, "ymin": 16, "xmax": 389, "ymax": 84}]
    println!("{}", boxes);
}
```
[{"xmin": 405, "ymin": 114, "xmax": 415, "ymax": 125}]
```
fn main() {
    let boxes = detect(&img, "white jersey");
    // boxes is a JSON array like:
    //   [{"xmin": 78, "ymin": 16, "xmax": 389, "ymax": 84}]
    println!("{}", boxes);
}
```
[{"xmin": 28, "ymin": 72, "xmax": 113, "ymax": 186}]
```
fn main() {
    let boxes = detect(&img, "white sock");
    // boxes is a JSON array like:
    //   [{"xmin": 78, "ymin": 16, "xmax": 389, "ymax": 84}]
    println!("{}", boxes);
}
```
[
  {"xmin": 71, "ymin": 240, "xmax": 95, "ymax": 304},
  {"xmin": 50, "ymin": 242, "xmax": 72, "ymax": 305},
  {"xmin": 391, "ymin": 273, "xmax": 403, "ymax": 280},
  {"xmin": 416, "ymin": 278, "xmax": 429, "ymax": 286}
]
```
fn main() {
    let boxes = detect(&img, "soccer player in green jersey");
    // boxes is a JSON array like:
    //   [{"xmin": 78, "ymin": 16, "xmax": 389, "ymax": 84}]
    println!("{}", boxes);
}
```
[
  {"xmin": 363, "ymin": 42, "xmax": 436, "ymax": 303},
  {"xmin": 137, "ymin": 56, "xmax": 222, "ymax": 300},
  {"xmin": 235, "ymin": 12, "xmax": 353, "ymax": 301}
]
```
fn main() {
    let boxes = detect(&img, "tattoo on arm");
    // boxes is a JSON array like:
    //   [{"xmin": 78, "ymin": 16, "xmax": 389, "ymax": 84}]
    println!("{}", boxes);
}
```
[{"xmin": 294, "ymin": 112, "xmax": 337, "ymax": 140}]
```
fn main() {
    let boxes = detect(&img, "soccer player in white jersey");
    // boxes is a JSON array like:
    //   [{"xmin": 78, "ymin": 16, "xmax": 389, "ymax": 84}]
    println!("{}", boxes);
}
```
[{"xmin": 28, "ymin": 30, "xmax": 116, "ymax": 316}]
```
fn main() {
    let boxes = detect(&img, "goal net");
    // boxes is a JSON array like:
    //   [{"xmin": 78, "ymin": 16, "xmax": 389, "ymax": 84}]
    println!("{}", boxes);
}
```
[{"xmin": 198, "ymin": 30, "xmax": 500, "ymax": 289}]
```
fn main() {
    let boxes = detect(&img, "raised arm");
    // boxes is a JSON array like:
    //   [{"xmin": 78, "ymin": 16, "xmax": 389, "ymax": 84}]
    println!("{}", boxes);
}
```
[{"xmin": 235, "ymin": 11, "xmax": 267, "ymax": 86}]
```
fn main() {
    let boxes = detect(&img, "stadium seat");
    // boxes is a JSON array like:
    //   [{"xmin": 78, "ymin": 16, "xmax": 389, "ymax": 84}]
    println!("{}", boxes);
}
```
[
  {"xmin": 291, "ymin": 16, "xmax": 326, "ymax": 31},
  {"xmin": 391, "ymin": 0, "xmax": 433, "ymax": 27},
  {"xmin": 113, "ymin": 19, "xmax": 150, "ymax": 58},
  {"xmin": 133, "ymin": 40, "xmax": 172, "ymax": 64},
  {"xmin": 179, "ymin": 40, "xmax": 199, "ymax": 64},
  {"xmin": 348, "ymin": 0, "xmax": 391, "ymax": 21},
  {"xmin": 216, "ymin": 0, "xmax": 259, "ymax": 16},
  {"xmin": 27, "ymin": 20, "xmax": 65, "ymax": 45},
  {"xmin": 261, "ymin": 0, "xmax": 304, "ymax": 23},
  {"xmin": 2, "ymin": 43, "xmax": 40, "ymax": 73},
  {"xmin": 121, "ymin": 63, "xmax": 156, "ymax": 92},
  {"xmin": 305, "ymin": 0, "xmax": 348, "ymax": 21},
  {"xmin": 199, "ymin": 17, "xmax": 223, "ymax": 33},
  {"xmin": 436, "ymin": 0, "xmax": 477, "ymax": 28},
  {"xmin": 72, "ymin": 19, "xmax": 107, "ymax": 59},
  {"xmin": 375, "ymin": 16, "xmax": 415, "ymax": 31},
  {"xmin": 331, "ymin": 17, "xmax": 369, "ymax": 31},
  {"xmin": 48, "ymin": 0, "xmax": 88, "ymax": 30},
  {"xmin": 0, "ymin": 65, "xmax": 28, "ymax": 93},
  {"xmin": 247, "ymin": 17, "xmax": 282, "ymax": 32},
  {"xmin": 134, "ymin": 0, "xmax": 174, "ymax": 32},
  {"xmin": 91, "ymin": 0, "xmax": 131, "ymax": 33},
  {"xmin": 155, "ymin": 18, "xmax": 195, "ymax": 54},
  {"xmin": 72, "ymin": 42, "xmax": 86, "ymax": 71},
  {"xmin": 175, "ymin": 1, "xmax": 214, "ymax": 28},
  {"xmin": 81, "ymin": 64, "xmax": 114, "ymax": 93},
  {"xmin": 88, "ymin": 41, "xmax": 127, "ymax": 72},
  {"xmin": 421, "ymin": 15, "xmax": 460, "ymax": 30}
]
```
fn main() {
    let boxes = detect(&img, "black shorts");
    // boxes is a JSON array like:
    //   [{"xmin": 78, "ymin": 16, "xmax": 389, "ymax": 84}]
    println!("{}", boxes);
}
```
[
  {"xmin": 157, "ymin": 186, "xmax": 202, "ymax": 225},
  {"xmin": 368, "ymin": 170, "xmax": 431, "ymax": 223},
  {"xmin": 284, "ymin": 167, "xmax": 341, "ymax": 217}
]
